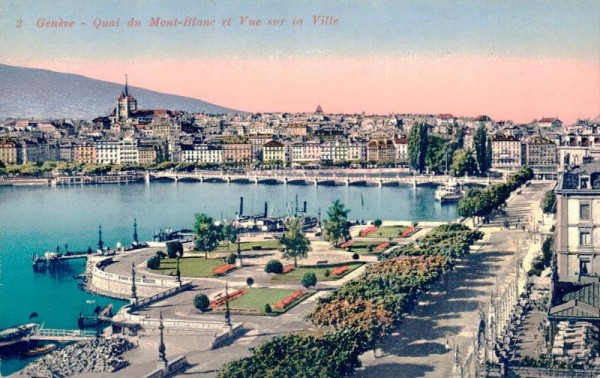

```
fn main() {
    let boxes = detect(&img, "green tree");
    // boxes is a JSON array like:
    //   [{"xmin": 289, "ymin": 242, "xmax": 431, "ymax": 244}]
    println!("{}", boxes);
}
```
[
  {"xmin": 486, "ymin": 137, "xmax": 493, "ymax": 171},
  {"xmin": 322, "ymin": 200, "xmax": 351, "ymax": 247},
  {"xmin": 280, "ymin": 217, "xmax": 311, "ymax": 267},
  {"xmin": 409, "ymin": 122, "xmax": 428, "ymax": 172},
  {"xmin": 541, "ymin": 190, "xmax": 556, "ymax": 214},
  {"xmin": 302, "ymin": 272, "xmax": 317, "ymax": 288},
  {"xmin": 221, "ymin": 223, "xmax": 238, "ymax": 253},
  {"xmin": 425, "ymin": 135, "xmax": 451, "ymax": 174},
  {"xmin": 194, "ymin": 213, "xmax": 223, "ymax": 259},
  {"xmin": 450, "ymin": 149, "xmax": 477, "ymax": 177},
  {"xmin": 473, "ymin": 123, "xmax": 488, "ymax": 174},
  {"xmin": 193, "ymin": 294, "xmax": 210, "ymax": 312}
]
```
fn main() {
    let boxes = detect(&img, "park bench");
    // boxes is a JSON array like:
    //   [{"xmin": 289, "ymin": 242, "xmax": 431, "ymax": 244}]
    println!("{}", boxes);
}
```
[{"xmin": 316, "ymin": 260, "xmax": 328, "ymax": 265}]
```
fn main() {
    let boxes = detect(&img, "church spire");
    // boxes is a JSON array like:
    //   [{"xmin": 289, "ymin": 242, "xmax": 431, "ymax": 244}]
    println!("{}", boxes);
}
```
[{"xmin": 124, "ymin": 74, "xmax": 129, "ymax": 97}]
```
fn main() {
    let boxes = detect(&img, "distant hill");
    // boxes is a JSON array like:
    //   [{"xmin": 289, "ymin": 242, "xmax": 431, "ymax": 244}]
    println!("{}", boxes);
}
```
[{"xmin": 0, "ymin": 64, "xmax": 240, "ymax": 120}]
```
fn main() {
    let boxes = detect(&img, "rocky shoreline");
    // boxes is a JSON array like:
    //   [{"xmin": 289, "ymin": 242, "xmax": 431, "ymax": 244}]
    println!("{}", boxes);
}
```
[{"xmin": 20, "ymin": 338, "xmax": 134, "ymax": 377}]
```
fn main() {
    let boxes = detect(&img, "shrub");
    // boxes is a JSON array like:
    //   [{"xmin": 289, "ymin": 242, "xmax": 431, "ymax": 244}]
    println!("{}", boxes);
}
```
[
  {"xmin": 264, "ymin": 303, "xmax": 272, "ymax": 313},
  {"xmin": 193, "ymin": 294, "xmax": 210, "ymax": 312},
  {"xmin": 352, "ymin": 253, "xmax": 360, "ymax": 260},
  {"xmin": 156, "ymin": 251, "xmax": 167, "ymax": 259},
  {"xmin": 373, "ymin": 219, "xmax": 382, "ymax": 227},
  {"xmin": 147, "ymin": 255, "xmax": 161, "ymax": 270},
  {"xmin": 302, "ymin": 272, "xmax": 317, "ymax": 288},
  {"xmin": 324, "ymin": 269, "xmax": 331, "ymax": 277},
  {"xmin": 367, "ymin": 245, "xmax": 374, "ymax": 253},
  {"xmin": 246, "ymin": 277, "xmax": 254, "ymax": 287},
  {"xmin": 265, "ymin": 259, "xmax": 283, "ymax": 274},
  {"xmin": 226, "ymin": 253, "xmax": 237, "ymax": 264}
]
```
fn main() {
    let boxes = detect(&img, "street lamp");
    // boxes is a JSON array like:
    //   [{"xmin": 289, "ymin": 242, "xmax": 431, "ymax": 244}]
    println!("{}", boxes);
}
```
[{"xmin": 224, "ymin": 283, "xmax": 232, "ymax": 327}]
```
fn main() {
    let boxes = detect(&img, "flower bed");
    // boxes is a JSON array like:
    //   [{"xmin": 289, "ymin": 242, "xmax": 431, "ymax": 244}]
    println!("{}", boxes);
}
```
[
  {"xmin": 282, "ymin": 264, "xmax": 295, "ymax": 274},
  {"xmin": 374, "ymin": 242, "xmax": 390, "ymax": 251},
  {"xmin": 213, "ymin": 263, "xmax": 237, "ymax": 276},
  {"xmin": 340, "ymin": 240, "xmax": 354, "ymax": 248},
  {"xmin": 273, "ymin": 289, "xmax": 305, "ymax": 309},
  {"xmin": 210, "ymin": 287, "xmax": 248, "ymax": 309},
  {"xmin": 400, "ymin": 226, "xmax": 417, "ymax": 238},
  {"xmin": 359, "ymin": 226, "xmax": 378, "ymax": 237},
  {"xmin": 331, "ymin": 266, "xmax": 349, "ymax": 276}
]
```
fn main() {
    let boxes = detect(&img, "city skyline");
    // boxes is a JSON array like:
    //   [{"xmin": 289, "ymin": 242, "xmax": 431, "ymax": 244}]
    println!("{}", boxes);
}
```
[{"xmin": 1, "ymin": 1, "xmax": 599, "ymax": 123}]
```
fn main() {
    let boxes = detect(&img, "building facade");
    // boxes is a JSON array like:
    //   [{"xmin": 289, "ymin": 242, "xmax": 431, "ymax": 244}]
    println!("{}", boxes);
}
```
[
  {"xmin": 491, "ymin": 134, "xmax": 524, "ymax": 171},
  {"xmin": 555, "ymin": 162, "xmax": 600, "ymax": 283}
]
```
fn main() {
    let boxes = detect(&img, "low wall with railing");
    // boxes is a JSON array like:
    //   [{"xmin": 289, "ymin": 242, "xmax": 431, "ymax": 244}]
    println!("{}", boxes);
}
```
[
  {"xmin": 143, "ymin": 356, "xmax": 189, "ymax": 378},
  {"xmin": 89, "ymin": 258, "xmax": 181, "ymax": 299}
]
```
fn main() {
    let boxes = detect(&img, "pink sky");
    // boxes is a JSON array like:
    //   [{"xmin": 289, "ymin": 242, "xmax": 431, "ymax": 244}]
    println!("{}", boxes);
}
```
[{"xmin": 15, "ymin": 56, "xmax": 600, "ymax": 124}]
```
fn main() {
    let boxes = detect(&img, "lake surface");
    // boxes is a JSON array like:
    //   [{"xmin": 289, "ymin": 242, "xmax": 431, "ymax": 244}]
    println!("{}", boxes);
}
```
[{"xmin": 0, "ymin": 181, "xmax": 456, "ymax": 375}]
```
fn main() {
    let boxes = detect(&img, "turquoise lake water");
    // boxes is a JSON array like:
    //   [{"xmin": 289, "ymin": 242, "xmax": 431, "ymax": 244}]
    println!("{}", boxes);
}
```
[{"xmin": 0, "ymin": 181, "xmax": 457, "ymax": 375}]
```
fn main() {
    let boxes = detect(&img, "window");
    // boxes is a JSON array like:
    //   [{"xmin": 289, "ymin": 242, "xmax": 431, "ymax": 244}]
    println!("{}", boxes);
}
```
[
  {"xmin": 580, "ymin": 203, "xmax": 591, "ymax": 220},
  {"xmin": 580, "ymin": 231, "xmax": 591, "ymax": 247},
  {"xmin": 580, "ymin": 259, "xmax": 590, "ymax": 276}
]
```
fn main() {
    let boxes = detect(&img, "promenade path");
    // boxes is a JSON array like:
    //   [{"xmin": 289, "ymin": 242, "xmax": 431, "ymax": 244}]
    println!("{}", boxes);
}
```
[{"xmin": 357, "ymin": 181, "xmax": 552, "ymax": 377}]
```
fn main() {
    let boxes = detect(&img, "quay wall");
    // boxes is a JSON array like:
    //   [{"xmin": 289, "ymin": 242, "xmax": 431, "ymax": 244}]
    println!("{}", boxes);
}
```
[{"xmin": 88, "ymin": 257, "xmax": 180, "ymax": 299}]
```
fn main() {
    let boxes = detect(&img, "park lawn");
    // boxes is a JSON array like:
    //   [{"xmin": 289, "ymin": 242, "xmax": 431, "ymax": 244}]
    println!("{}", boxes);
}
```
[
  {"xmin": 150, "ymin": 256, "xmax": 225, "ymax": 278},
  {"xmin": 339, "ymin": 241, "xmax": 396, "ymax": 255},
  {"xmin": 362, "ymin": 225, "xmax": 407, "ymax": 238},
  {"xmin": 227, "ymin": 288, "xmax": 301, "ymax": 314},
  {"xmin": 198, "ymin": 239, "xmax": 282, "ymax": 254},
  {"xmin": 271, "ymin": 262, "xmax": 364, "ymax": 282}
]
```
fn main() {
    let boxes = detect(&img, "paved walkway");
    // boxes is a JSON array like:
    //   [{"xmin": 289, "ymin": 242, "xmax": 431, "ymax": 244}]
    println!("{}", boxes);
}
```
[{"xmin": 356, "ymin": 181, "xmax": 553, "ymax": 377}]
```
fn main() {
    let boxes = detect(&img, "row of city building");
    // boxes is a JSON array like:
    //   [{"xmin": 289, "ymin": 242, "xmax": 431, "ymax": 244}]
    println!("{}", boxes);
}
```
[{"xmin": 1, "ymin": 83, "xmax": 599, "ymax": 175}]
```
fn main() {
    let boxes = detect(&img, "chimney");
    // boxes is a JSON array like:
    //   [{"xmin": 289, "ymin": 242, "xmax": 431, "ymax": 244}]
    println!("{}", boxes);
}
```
[
  {"xmin": 303, "ymin": 201, "xmax": 307, "ymax": 213},
  {"xmin": 264, "ymin": 202, "xmax": 268, "ymax": 218},
  {"xmin": 239, "ymin": 197, "xmax": 244, "ymax": 216}
]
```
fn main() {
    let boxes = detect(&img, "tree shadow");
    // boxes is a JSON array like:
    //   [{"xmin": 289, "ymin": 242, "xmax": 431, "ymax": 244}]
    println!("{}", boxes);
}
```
[{"xmin": 356, "ymin": 363, "xmax": 436, "ymax": 377}]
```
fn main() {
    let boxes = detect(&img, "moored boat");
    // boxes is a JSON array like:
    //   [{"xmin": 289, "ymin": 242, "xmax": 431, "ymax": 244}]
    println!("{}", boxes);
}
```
[
  {"xmin": 24, "ymin": 343, "xmax": 57, "ymax": 356},
  {"xmin": 0, "ymin": 323, "xmax": 38, "ymax": 348},
  {"xmin": 435, "ymin": 181, "xmax": 463, "ymax": 203}
]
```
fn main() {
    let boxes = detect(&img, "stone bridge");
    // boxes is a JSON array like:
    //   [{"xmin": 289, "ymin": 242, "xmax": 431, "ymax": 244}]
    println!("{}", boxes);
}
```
[{"xmin": 148, "ymin": 170, "xmax": 501, "ymax": 187}]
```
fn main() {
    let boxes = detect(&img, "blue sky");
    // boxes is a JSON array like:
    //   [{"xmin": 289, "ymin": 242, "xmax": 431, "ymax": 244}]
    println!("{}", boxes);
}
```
[{"xmin": 1, "ymin": 0, "xmax": 598, "ymax": 62}]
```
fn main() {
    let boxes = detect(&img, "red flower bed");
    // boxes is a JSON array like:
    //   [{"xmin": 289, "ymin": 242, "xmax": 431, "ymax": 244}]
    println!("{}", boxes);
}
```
[
  {"xmin": 210, "ymin": 287, "xmax": 248, "ymax": 308},
  {"xmin": 273, "ymin": 290, "xmax": 305, "ymax": 309},
  {"xmin": 359, "ymin": 226, "xmax": 378, "ymax": 237},
  {"xmin": 400, "ymin": 226, "xmax": 416, "ymax": 238},
  {"xmin": 375, "ymin": 242, "xmax": 390, "ymax": 251},
  {"xmin": 331, "ymin": 266, "xmax": 349, "ymax": 276},
  {"xmin": 282, "ymin": 264, "xmax": 295, "ymax": 274},
  {"xmin": 340, "ymin": 240, "xmax": 354, "ymax": 248},
  {"xmin": 213, "ymin": 263, "xmax": 236, "ymax": 276}
]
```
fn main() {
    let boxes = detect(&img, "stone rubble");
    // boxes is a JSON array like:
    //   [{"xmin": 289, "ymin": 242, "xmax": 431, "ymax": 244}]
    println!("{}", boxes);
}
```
[{"xmin": 21, "ymin": 337, "xmax": 134, "ymax": 377}]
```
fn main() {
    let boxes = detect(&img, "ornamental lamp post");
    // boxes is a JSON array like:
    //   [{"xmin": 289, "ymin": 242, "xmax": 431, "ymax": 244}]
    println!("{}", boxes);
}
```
[
  {"xmin": 224, "ymin": 283, "xmax": 232, "ymax": 328},
  {"xmin": 131, "ymin": 261, "xmax": 138, "ymax": 305},
  {"xmin": 175, "ymin": 254, "xmax": 181, "ymax": 285},
  {"xmin": 157, "ymin": 311, "xmax": 168, "ymax": 368}
]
